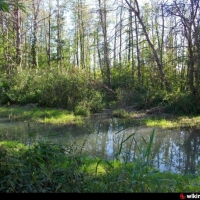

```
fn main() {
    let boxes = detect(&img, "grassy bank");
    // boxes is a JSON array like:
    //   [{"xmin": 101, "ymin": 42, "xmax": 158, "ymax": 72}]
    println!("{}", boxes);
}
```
[
  {"xmin": 1, "ymin": 104, "xmax": 200, "ymax": 130},
  {"xmin": 0, "ymin": 105, "xmax": 84, "ymax": 125},
  {"xmin": 112, "ymin": 108, "xmax": 200, "ymax": 128},
  {"xmin": 0, "ymin": 137, "xmax": 199, "ymax": 193}
]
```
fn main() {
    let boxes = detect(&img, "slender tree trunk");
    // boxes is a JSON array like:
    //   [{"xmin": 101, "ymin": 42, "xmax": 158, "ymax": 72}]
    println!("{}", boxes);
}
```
[
  {"xmin": 128, "ymin": 12, "xmax": 131, "ymax": 63},
  {"xmin": 119, "ymin": 6, "xmax": 122, "ymax": 67},
  {"xmin": 130, "ymin": 10, "xmax": 135, "ymax": 84},
  {"xmin": 32, "ymin": 16, "xmax": 38, "ymax": 68},
  {"xmin": 93, "ymin": 30, "xmax": 97, "ymax": 79},
  {"xmin": 134, "ymin": 4, "xmax": 141, "ymax": 86},
  {"xmin": 194, "ymin": 21, "xmax": 200, "ymax": 91},
  {"xmin": 98, "ymin": 0, "xmax": 111, "ymax": 88},
  {"xmin": 31, "ymin": 0, "xmax": 41, "ymax": 69},
  {"xmin": 75, "ymin": 19, "xmax": 79, "ymax": 67},
  {"xmin": 80, "ymin": 0, "xmax": 85, "ymax": 69},
  {"xmin": 56, "ymin": 0, "xmax": 63, "ymax": 70},
  {"xmin": 3, "ymin": 23, "xmax": 11, "ymax": 77},
  {"xmin": 155, "ymin": 3, "xmax": 165, "ymax": 88},
  {"xmin": 46, "ymin": 0, "xmax": 51, "ymax": 68},
  {"xmin": 125, "ymin": 0, "xmax": 171, "ymax": 91},
  {"xmin": 113, "ymin": 13, "xmax": 117, "ymax": 66},
  {"xmin": 97, "ymin": 26, "xmax": 104, "ymax": 79},
  {"xmin": 14, "ymin": 0, "xmax": 22, "ymax": 71}
]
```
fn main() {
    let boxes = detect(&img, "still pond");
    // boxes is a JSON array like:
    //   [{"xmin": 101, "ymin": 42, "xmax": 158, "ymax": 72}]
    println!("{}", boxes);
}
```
[{"xmin": 0, "ymin": 112, "xmax": 200, "ymax": 175}]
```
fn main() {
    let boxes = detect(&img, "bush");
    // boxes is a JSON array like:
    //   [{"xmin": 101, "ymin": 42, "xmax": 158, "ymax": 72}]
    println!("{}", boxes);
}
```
[
  {"xmin": 0, "ymin": 140, "xmax": 83, "ymax": 192},
  {"xmin": 115, "ymin": 88, "xmax": 146, "ymax": 109},
  {"xmin": 164, "ymin": 91, "xmax": 200, "ymax": 115},
  {"xmin": 74, "ymin": 102, "xmax": 90, "ymax": 116},
  {"xmin": 112, "ymin": 109, "xmax": 129, "ymax": 118},
  {"xmin": 87, "ymin": 91, "xmax": 105, "ymax": 113},
  {"xmin": 0, "ymin": 78, "xmax": 11, "ymax": 105},
  {"xmin": 0, "ymin": 69, "xmax": 106, "ymax": 114}
]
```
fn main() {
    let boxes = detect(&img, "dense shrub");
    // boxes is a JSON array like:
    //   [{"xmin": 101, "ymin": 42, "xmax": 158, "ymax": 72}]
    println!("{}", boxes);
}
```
[
  {"xmin": 115, "ymin": 88, "xmax": 147, "ymax": 109},
  {"xmin": 0, "ymin": 140, "xmax": 84, "ymax": 192},
  {"xmin": 164, "ymin": 91, "xmax": 200, "ymax": 115},
  {"xmin": 1, "ymin": 67, "xmax": 200, "ymax": 115},
  {"xmin": 0, "ymin": 69, "xmax": 105, "ymax": 114},
  {"xmin": 0, "ymin": 78, "xmax": 10, "ymax": 105}
]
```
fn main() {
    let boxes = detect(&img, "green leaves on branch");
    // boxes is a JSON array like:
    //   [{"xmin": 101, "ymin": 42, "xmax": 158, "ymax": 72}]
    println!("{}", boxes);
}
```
[
  {"xmin": 0, "ymin": 0, "xmax": 26, "ymax": 13},
  {"xmin": 0, "ymin": 0, "xmax": 9, "ymax": 12}
]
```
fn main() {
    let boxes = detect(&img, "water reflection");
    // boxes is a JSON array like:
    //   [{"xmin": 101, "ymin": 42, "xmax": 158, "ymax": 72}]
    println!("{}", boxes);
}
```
[
  {"xmin": 0, "ymin": 113, "xmax": 200, "ymax": 174},
  {"xmin": 183, "ymin": 129, "xmax": 200, "ymax": 174}
]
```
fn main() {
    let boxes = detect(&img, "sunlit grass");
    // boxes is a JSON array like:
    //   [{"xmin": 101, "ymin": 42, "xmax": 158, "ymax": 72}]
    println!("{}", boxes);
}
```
[
  {"xmin": 112, "ymin": 109, "xmax": 129, "ymax": 118},
  {"xmin": 1, "ymin": 105, "xmax": 200, "ymax": 128},
  {"xmin": 40, "ymin": 113, "xmax": 83, "ymax": 125},
  {"xmin": 140, "ymin": 116, "xmax": 200, "ymax": 128},
  {"xmin": 83, "ymin": 162, "xmax": 107, "ymax": 175},
  {"xmin": 143, "ymin": 118, "xmax": 177, "ymax": 128},
  {"xmin": 110, "ymin": 105, "xmax": 200, "ymax": 128},
  {"xmin": 0, "ymin": 105, "xmax": 83, "ymax": 125},
  {"xmin": 0, "ymin": 140, "xmax": 28, "ymax": 155},
  {"xmin": 177, "ymin": 116, "xmax": 200, "ymax": 127}
]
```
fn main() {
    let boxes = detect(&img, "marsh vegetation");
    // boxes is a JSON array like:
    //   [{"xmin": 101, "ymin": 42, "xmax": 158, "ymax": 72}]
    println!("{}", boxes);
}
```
[{"xmin": 1, "ymin": 0, "xmax": 200, "ymax": 193}]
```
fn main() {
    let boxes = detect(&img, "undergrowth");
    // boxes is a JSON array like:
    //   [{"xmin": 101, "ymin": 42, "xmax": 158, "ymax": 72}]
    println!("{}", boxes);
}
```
[{"xmin": 0, "ymin": 130, "xmax": 199, "ymax": 193}]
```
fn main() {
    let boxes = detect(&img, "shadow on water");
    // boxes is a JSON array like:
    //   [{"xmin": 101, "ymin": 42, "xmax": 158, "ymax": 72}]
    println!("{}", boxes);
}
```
[{"xmin": 0, "ymin": 112, "xmax": 200, "ymax": 174}]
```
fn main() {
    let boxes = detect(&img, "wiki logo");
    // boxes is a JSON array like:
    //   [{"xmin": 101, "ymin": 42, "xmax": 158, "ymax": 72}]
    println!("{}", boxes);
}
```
[{"xmin": 180, "ymin": 193, "xmax": 200, "ymax": 199}]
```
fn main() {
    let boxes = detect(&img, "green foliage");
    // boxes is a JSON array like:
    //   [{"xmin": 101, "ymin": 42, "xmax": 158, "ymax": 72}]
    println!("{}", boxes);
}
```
[
  {"xmin": 0, "ymin": 0, "xmax": 9, "ymax": 12},
  {"xmin": 0, "ymin": 0, "xmax": 26, "ymax": 13},
  {"xmin": 74, "ymin": 102, "xmax": 90, "ymax": 116},
  {"xmin": 4, "ymin": 70, "xmax": 42, "ymax": 104},
  {"xmin": 87, "ymin": 90, "xmax": 105, "ymax": 113},
  {"xmin": 111, "ymin": 65, "xmax": 134, "ymax": 89},
  {"xmin": 143, "ymin": 89, "xmax": 167, "ymax": 109},
  {"xmin": 0, "ymin": 130, "xmax": 199, "ymax": 192},
  {"xmin": 115, "ymin": 88, "xmax": 146, "ymax": 109},
  {"xmin": 0, "ymin": 105, "xmax": 83, "ymax": 125},
  {"xmin": 0, "ymin": 139, "xmax": 83, "ymax": 192},
  {"xmin": 0, "ymin": 78, "xmax": 11, "ymax": 105},
  {"xmin": 1, "ymin": 65, "xmax": 200, "ymax": 116},
  {"xmin": 164, "ymin": 91, "xmax": 200, "ymax": 115},
  {"xmin": 112, "ymin": 109, "xmax": 129, "ymax": 118},
  {"xmin": 113, "ymin": 82, "xmax": 200, "ymax": 115},
  {"xmin": 0, "ymin": 69, "xmax": 105, "ymax": 114}
]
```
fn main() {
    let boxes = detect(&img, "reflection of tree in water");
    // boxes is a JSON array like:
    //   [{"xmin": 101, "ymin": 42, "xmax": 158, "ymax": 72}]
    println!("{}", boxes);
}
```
[
  {"xmin": 151, "ymin": 128, "xmax": 200, "ymax": 174},
  {"xmin": 80, "ymin": 114, "xmax": 122, "ymax": 159},
  {"xmin": 136, "ymin": 128, "xmax": 200, "ymax": 174},
  {"xmin": 184, "ymin": 128, "xmax": 200, "ymax": 174},
  {"xmin": 4, "ymin": 112, "xmax": 200, "ymax": 174},
  {"xmin": 68, "ymin": 117, "xmax": 200, "ymax": 174},
  {"xmin": 80, "ymin": 117, "xmax": 200, "ymax": 174},
  {"xmin": 49, "ymin": 113, "xmax": 200, "ymax": 174}
]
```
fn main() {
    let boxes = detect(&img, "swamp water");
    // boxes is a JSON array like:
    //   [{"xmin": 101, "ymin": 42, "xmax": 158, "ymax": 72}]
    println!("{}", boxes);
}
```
[{"xmin": 0, "ymin": 112, "xmax": 200, "ymax": 174}]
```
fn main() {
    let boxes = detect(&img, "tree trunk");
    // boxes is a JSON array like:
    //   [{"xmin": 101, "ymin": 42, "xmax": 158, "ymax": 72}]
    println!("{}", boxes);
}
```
[
  {"xmin": 134, "ymin": 3, "xmax": 141, "ymax": 86},
  {"xmin": 125, "ymin": 0, "xmax": 171, "ymax": 91},
  {"xmin": 14, "ymin": 0, "xmax": 22, "ymax": 71},
  {"xmin": 98, "ymin": 0, "xmax": 111, "ymax": 88},
  {"xmin": 31, "ymin": 0, "xmax": 41, "ymax": 69}
]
